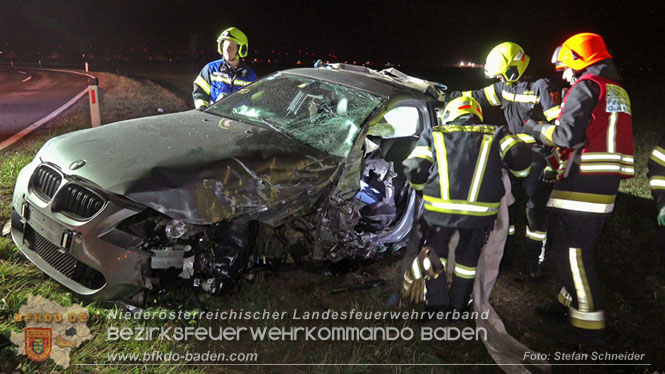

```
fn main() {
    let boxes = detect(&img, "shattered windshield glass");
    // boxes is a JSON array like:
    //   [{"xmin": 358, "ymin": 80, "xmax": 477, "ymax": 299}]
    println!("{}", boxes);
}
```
[{"xmin": 208, "ymin": 73, "xmax": 384, "ymax": 157}]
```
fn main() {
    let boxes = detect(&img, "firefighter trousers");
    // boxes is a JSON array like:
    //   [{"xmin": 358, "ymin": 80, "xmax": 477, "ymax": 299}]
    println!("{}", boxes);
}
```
[
  {"xmin": 507, "ymin": 155, "xmax": 553, "ymax": 263},
  {"xmin": 425, "ymin": 225, "xmax": 489, "ymax": 311},
  {"xmin": 549, "ymin": 212, "xmax": 607, "ymax": 330}
]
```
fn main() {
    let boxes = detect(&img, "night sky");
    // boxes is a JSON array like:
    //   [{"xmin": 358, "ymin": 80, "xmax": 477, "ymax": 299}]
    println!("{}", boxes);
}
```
[{"xmin": 1, "ymin": 0, "xmax": 664, "ymax": 71}]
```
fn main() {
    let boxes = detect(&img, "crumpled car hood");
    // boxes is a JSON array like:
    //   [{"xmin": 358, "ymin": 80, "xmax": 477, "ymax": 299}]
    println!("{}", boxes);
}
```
[{"xmin": 39, "ymin": 110, "xmax": 342, "ymax": 224}]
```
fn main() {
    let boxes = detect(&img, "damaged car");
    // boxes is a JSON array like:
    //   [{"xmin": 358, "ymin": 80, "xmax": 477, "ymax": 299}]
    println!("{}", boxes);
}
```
[{"xmin": 10, "ymin": 63, "xmax": 447, "ymax": 302}]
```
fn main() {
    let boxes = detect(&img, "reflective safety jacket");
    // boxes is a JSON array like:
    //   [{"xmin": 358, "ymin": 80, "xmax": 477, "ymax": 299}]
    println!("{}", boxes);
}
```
[
  {"xmin": 648, "ymin": 135, "xmax": 665, "ymax": 210},
  {"xmin": 452, "ymin": 79, "xmax": 562, "ymax": 142},
  {"xmin": 193, "ymin": 58, "xmax": 257, "ymax": 109},
  {"xmin": 529, "ymin": 63, "xmax": 634, "ymax": 216},
  {"xmin": 403, "ymin": 117, "xmax": 532, "ymax": 229}
]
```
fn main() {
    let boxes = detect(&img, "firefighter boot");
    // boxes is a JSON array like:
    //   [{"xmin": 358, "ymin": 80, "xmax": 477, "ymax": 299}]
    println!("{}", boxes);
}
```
[{"xmin": 547, "ymin": 322, "xmax": 606, "ymax": 348}]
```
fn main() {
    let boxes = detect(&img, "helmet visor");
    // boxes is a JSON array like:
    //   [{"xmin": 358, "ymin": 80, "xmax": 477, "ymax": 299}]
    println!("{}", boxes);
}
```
[{"xmin": 551, "ymin": 45, "xmax": 564, "ymax": 70}]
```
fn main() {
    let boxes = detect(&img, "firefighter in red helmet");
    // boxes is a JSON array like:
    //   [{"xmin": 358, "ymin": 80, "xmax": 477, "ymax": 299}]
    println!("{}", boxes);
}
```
[{"xmin": 523, "ymin": 32, "xmax": 634, "ymax": 345}]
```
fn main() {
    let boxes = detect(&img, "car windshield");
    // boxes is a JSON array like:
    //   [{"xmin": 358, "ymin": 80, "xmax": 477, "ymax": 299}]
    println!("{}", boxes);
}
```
[{"xmin": 208, "ymin": 73, "xmax": 384, "ymax": 157}]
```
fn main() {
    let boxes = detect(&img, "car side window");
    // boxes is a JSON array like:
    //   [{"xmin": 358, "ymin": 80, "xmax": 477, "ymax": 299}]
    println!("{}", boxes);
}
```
[{"xmin": 368, "ymin": 106, "xmax": 421, "ymax": 138}]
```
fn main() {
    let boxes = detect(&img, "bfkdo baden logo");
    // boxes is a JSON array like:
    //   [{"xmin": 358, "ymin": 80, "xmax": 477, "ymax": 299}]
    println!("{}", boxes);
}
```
[
  {"xmin": 25, "ymin": 327, "xmax": 52, "ymax": 361},
  {"xmin": 10, "ymin": 294, "xmax": 92, "ymax": 368}
]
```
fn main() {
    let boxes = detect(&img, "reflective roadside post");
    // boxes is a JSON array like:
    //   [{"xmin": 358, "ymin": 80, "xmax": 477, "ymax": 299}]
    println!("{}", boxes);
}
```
[{"xmin": 88, "ymin": 78, "xmax": 102, "ymax": 127}]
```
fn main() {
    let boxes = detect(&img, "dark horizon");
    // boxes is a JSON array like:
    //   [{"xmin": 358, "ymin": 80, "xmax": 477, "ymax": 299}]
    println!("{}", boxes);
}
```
[{"xmin": 1, "ymin": 1, "xmax": 664, "ymax": 72}]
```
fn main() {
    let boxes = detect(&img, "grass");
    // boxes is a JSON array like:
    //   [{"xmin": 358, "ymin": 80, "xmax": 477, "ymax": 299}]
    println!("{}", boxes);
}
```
[
  {"xmin": 0, "ymin": 67, "xmax": 664, "ymax": 373},
  {"xmin": 0, "ymin": 70, "xmax": 197, "ymax": 374}
]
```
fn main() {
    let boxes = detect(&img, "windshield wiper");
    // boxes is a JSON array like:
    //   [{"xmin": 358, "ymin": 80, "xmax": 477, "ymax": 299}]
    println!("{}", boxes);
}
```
[{"xmin": 258, "ymin": 118, "xmax": 295, "ymax": 141}]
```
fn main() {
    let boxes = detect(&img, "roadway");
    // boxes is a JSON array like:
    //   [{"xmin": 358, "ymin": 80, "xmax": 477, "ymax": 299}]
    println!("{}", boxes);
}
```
[{"xmin": 0, "ymin": 67, "xmax": 89, "ymax": 147}]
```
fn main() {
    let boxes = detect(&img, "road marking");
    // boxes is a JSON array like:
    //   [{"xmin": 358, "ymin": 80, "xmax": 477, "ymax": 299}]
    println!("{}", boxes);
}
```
[
  {"xmin": 21, "ymin": 76, "xmax": 32, "ymax": 83},
  {"xmin": 0, "ymin": 87, "xmax": 89, "ymax": 151}
]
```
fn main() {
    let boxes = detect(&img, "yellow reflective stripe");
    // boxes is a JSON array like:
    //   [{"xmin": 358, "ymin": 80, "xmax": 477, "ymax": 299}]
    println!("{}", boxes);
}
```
[
  {"xmin": 194, "ymin": 99, "xmax": 210, "ymax": 109},
  {"xmin": 569, "ymin": 309, "xmax": 605, "ymax": 330},
  {"xmin": 502, "ymin": 90, "xmax": 539, "ymax": 104},
  {"xmin": 607, "ymin": 112, "xmax": 618, "ymax": 153},
  {"xmin": 431, "ymin": 132, "xmax": 450, "ymax": 200},
  {"xmin": 650, "ymin": 147, "xmax": 665, "ymax": 167},
  {"xmin": 516, "ymin": 133, "xmax": 536, "ymax": 143},
  {"xmin": 411, "ymin": 258, "xmax": 422, "ymax": 279},
  {"xmin": 454, "ymin": 264, "xmax": 477, "ymax": 279},
  {"xmin": 235, "ymin": 79, "xmax": 252, "ymax": 86},
  {"xmin": 407, "ymin": 146, "xmax": 433, "ymax": 162},
  {"xmin": 510, "ymin": 165, "xmax": 531, "ymax": 178},
  {"xmin": 432, "ymin": 132, "xmax": 450, "ymax": 200},
  {"xmin": 436, "ymin": 124, "xmax": 496, "ymax": 134},
  {"xmin": 194, "ymin": 76, "xmax": 211, "ymax": 95},
  {"xmin": 550, "ymin": 190, "xmax": 616, "ymax": 204},
  {"xmin": 650, "ymin": 176, "xmax": 665, "ymax": 190},
  {"xmin": 544, "ymin": 105, "xmax": 561, "ymax": 121},
  {"xmin": 508, "ymin": 225, "xmax": 516, "ymax": 235},
  {"xmin": 526, "ymin": 226, "xmax": 547, "ymax": 241},
  {"xmin": 462, "ymin": 90, "xmax": 473, "ymax": 97},
  {"xmin": 423, "ymin": 196, "xmax": 500, "ymax": 216},
  {"xmin": 211, "ymin": 75, "xmax": 233, "ymax": 84},
  {"xmin": 570, "ymin": 247, "xmax": 593, "ymax": 312},
  {"xmin": 468, "ymin": 135, "xmax": 492, "ymax": 202},
  {"xmin": 548, "ymin": 190, "xmax": 616, "ymax": 213},
  {"xmin": 542, "ymin": 125, "xmax": 556, "ymax": 145},
  {"xmin": 581, "ymin": 153, "xmax": 633, "ymax": 165},
  {"xmin": 581, "ymin": 152, "xmax": 623, "ymax": 162},
  {"xmin": 580, "ymin": 164, "xmax": 623, "ymax": 173},
  {"xmin": 484, "ymin": 85, "xmax": 501, "ymax": 106},
  {"xmin": 558, "ymin": 287, "xmax": 572, "ymax": 307},
  {"xmin": 409, "ymin": 182, "xmax": 426, "ymax": 191},
  {"xmin": 580, "ymin": 153, "xmax": 634, "ymax": 175},
  {"xmin": 499, "ymin": 135, "xmax": 520, "ymax": 159},
  {"xmin": 621, "ymin": 166, "xmax": 635, "ymax": 176}
]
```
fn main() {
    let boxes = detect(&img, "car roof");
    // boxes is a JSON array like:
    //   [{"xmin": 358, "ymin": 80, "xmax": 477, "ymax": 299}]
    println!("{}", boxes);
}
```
[{"xmin": 280, "ymin": 65, "xmax": 446, "ymax": 101}]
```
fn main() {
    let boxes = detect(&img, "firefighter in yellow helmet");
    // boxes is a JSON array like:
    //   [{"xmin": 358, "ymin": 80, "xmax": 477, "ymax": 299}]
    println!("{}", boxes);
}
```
[
  {"xmin": 450, "ymin": 42, "xmax": 563, "ymax": 281},
  {"xmin": 192, "ymin": 27, "xmax": 257, "ymax": 109},
  {"xmin": 401, "ymin": 97, "xmax": 531, "ymax": 316},
  {"xmin": 523, "ymin": 32, "xmax": 634, "ymax": 345}
]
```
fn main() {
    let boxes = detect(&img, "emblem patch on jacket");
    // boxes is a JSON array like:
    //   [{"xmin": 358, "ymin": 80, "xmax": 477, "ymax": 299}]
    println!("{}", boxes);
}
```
[{"xmin": 606, "ymin": 84, "xmax": 631, "ymax": 115}]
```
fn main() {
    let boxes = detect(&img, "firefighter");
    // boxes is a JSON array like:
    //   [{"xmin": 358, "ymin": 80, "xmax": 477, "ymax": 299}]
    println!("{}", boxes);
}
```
[
  {"xmin": 451, "ymin": 42, "xmax": 562, "ymax": 279},
  {"xmin": 401, "ymin": 97, "xmax": 531, "ymax": 314},
  {"xmin": 523, "ymin": 32, "xmax": 634, "ymax": 344},
  {"xmin": 193, "ymin": 27, "xmax": 257, "ymax": 109},
  {"xmin": 648, "ymin": 135, "xmax": 665, "ymax": 266}
]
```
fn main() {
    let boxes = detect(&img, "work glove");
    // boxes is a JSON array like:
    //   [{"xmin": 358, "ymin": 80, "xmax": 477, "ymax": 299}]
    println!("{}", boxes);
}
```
[
  {"xmin": 658, "ymin": 206, "xmax": 665, "ymax": 226},
  {"xmin": 539, "ymin": 166, "xmax": 558, "ymax": 184},
  {"xmin": 401, "ymin": 247, "xmax": 445, "ymax": 304}
]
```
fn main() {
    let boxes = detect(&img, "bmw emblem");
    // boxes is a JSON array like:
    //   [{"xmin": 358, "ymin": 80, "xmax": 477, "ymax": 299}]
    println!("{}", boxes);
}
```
[{"xmin": 69, "ymin": 160, "xmax": 87, "ymax": 170}]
